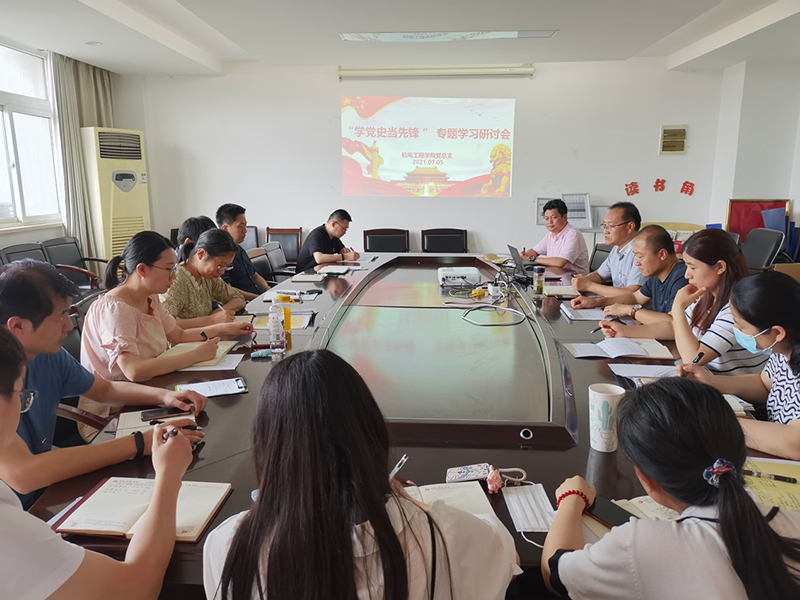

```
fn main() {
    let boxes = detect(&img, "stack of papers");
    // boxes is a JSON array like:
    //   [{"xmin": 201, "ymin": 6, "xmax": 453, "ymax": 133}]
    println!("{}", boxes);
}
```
[
  {"xmin": 564, "ymin": 338, "xmax": 673, "ymax": 359},
  {"xmin": 544, "ymin": 285, "xmax": 579, "ymax": 298}
]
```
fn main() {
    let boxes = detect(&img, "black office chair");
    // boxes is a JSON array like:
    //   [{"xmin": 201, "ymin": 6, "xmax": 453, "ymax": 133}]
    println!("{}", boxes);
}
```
[
  {"xmin": 589, "ymin": 243, "xmax": 613, "ymax": 272},
  {"xmin": 263, "ymin": 242, "xmax": 295, "ymax": 283},
  {"xmin": 740, "ymin": 228, "xmax": 784, "ymax": 271},
  {"xmin": 421, "ymin": 228, "xmax": 468, "ymax": 253},
  {"xmin": 41, "ymin": 236, "xmax": 108, "ymax": 294},
  {"xmin": 727, "ymin": 231, "xmax": 740, "ymax": 245},
  {"xmin": 266, "ymin": 227, "xmax": 302, "ymax": 266},
  {"xmin": 0, "ymin": 242, "xmax": 47, "ymax": 264},
  {"xmin": 363, "ymin": 229, "xmax": 410, "ymax": 253},
  {"xmin": 239, "ymin": 226, "xmax": 259, "ymax": 251}
]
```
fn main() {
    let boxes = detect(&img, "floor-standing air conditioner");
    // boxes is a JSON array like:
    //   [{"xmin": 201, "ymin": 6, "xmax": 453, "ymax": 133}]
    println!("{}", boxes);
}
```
[{"xmin": 80, "ymin": 127, "xmax": 151, "ymax": 259}]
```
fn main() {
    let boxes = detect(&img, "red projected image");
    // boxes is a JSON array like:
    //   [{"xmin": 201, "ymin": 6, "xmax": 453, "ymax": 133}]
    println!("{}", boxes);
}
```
[{"xmin": 341, "ymin": 96, "xmax": 515, "ymax": 197}]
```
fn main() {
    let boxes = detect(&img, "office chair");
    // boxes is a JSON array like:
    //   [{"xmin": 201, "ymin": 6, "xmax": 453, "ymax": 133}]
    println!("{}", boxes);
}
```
[
  {"xmin": 589, "ymin": 244, "xmax": 613, "ymax": 272},
  {"xmin": 266, "ymin": 227, "xmax": 302, "ymax": 265},
  {"xmin": 41, "ymin": 236, "xmax": 108, "ymax": 293},
  {"xmin": 263, "ymin": 242, "xmax": 295, "ymax": 283},
  {"xmin": 740, "ymin": 228, "xmax": 785, "ymax": 271},
  {"xmin": 421, "ymin": 228, "xmax": 468, "ymax": 253},
  {"xmin": 363, "ymin": 229, "xmax": 410, "ymax": 253},
  {"xmin": 0, "ymin": 242, "xmax": 47, "ymax": 264}
]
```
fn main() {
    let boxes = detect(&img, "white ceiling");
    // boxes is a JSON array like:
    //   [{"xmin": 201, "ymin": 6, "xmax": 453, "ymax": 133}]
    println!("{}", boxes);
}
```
[{"xmin": 0, "ymin": 0, "xmax": 798, "ymax": 76}]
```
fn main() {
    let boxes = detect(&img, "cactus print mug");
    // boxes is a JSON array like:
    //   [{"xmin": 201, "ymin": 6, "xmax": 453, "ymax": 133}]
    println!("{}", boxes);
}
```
[{"xmin": 588, "ymin": 383, "xmax": 626, "ymax": 452}]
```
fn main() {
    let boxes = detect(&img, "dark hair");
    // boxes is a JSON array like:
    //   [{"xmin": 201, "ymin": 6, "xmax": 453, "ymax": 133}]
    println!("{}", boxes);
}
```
[
  {"xmin": 328, "ymin": 209, "xmax": 353, "ymax": 223},
  {"xmin": 542, "ymin": 199, "xmax": 568, "ymax": 217},
  {"xmin": 103, "ymin": 231, "xmax": 174, "ymax": 290},
  {"xmin": 682, "ymin": 228, "xmax": 748, "ymax": 332},
  {"xmin": 0, "ymin": 260, "xmax": 80, "ymax": 328},
  {"xmin": 609, "ymin": 201, "xmax": 642, "ymax": 231},
  {"xmin": 215, "ymin": 203, "xmax": 246, "ymax": 227},
  {"xmin": 732, "ymin": 271, "xmax": 800, "ymax": 375},
  {"xmin": 0, "ymin": 325, "xmax": 27, "ymax": 396},
  {"xmin": 219, "ymin": 349, "xmax": 440, "ymax": 600},
  {"xmin": 618, "ymin": 378, "xmax": 800, "ymax": 598},
  {"xmin": 636, "ymin": 225, "xmax": 676, "ymax": 256},
  {"xmin": 178, "ymin": 228, "xmax": 238, "ymax": 263},
  {"xmin": 177, "ymin": 216, "xmax": 216, "ymax": 246}
]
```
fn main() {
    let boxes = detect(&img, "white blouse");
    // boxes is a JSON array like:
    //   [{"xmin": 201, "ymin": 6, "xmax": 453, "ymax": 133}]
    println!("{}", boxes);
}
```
[{"xmin": 203, "ymin": 497, "xmax": 520, "ymax": 599}]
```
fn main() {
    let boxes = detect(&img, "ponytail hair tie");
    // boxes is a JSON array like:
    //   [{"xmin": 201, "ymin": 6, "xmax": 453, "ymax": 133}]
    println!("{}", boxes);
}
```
[{"xmin": 703, "ymin": 458, "xmax": 736, "ymax": 488}]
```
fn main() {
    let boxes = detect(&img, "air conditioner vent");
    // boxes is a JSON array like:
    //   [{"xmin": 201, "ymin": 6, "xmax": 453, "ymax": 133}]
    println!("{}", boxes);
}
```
[
  {"xmin": 98, "ymin": 132, "xmax": 142, "ymax": 160},
  {"xmin": 660, "ymin": 126, "xmax": 686, "ymax": 154}
]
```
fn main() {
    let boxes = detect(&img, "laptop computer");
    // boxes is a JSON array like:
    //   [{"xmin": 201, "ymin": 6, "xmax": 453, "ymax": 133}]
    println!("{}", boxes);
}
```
[{"xmin": 506, "ymin": 244, "xmax": 532, "ymax": 283}]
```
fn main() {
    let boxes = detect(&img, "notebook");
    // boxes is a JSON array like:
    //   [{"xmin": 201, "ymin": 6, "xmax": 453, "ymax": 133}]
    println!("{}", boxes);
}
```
[
  {"xmin": 159, "ymin": 340, "xmax": 236, "ymax": 367},
  {"xmin": 403, "ymin": 481, "xmax": 494, "ymax": 516},
  {"xmin": 544, "ymin": 285, "xmax": 580, "ymax": 298},
  {"xmin": 113, "ymin": 410, "xmax": 196, "ymax": 439},
  {"xmin": 53, "ymin": 477, "xmax": 232, "ymax": 542},
  {"xmin": 560, "ymin": 304, "xmax": 606, "ymax": 321},
  {"xmin": 291, "ymin": 273, "xmax": 326, "ymax": 282},
  {"xmin": 564, "ymin": 338, "xmax": 672, "ymax": 359},
  {"xmin": 318, "ymin": 265, "xmax": 350, "ymax": 275},
  {"xmin": 743, "ymin": 458, "xmax": 800, "ymax": 510}
]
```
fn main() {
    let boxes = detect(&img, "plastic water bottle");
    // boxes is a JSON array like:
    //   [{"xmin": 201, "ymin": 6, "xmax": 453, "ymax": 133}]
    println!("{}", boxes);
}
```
[{"xmin": 268, "ymin": 302, "xmax": 286, "ymax": 359}]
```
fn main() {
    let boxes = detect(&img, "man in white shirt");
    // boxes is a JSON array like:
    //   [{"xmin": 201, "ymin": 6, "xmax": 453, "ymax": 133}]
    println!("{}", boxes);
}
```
[{"xmin": 572, "ymin": 202, "xmax": 645, "ymax": 297}]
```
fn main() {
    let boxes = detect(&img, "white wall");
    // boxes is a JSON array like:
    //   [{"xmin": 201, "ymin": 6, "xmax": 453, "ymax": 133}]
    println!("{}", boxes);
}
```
[{"xmin": 113, "ymin": 57, "xmax": 723, "ymax": 252}]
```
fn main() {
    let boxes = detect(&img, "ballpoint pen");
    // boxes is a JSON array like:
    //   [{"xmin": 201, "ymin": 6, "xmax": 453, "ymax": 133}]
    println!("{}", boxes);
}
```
[
  {"xmin": 200, "ymin": 331, "xmax": 208, "ymax": 341},
  {"xmin": 742, "ymin": 469, "xmax": 797, "ymax": 484},
  {"xmin": 389, "ymin": 454, "xmax": 409, "ymax": 480},
  {"xmin": 681, "ymin": 352, "xmax": 705, "ymax": 377},
  {"xmin": 590, "ymin": 316, "xmax": 622, "ymax": 334}
]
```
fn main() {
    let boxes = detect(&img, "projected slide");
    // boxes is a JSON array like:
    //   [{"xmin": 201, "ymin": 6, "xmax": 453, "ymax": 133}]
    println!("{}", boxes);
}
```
[{"xmin": 341, "ymin": 96, "xmax": 515, "ymax": 197}]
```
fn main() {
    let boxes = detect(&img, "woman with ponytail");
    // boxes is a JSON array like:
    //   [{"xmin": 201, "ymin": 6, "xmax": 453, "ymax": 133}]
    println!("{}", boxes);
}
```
[
  {"xmin": 542, "ymin": 378, "xmax": 800, "ymax": 599},
  {"xmin": 162, "ymin": 229, "xmax": 245, "ymax": 328},
  {"xmin": 203, "ymin": 350, "xmax": 520, "ymax": 600},
  {"xmin": 680, "ymin": 270, "xmax": 800, "ymax": 459}
]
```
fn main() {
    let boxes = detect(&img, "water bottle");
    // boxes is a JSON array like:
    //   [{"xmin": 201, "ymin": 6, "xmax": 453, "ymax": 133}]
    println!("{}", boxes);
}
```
[{"xmin": 268, "ymin": 302, "xmax": 286, "ymax": 358}]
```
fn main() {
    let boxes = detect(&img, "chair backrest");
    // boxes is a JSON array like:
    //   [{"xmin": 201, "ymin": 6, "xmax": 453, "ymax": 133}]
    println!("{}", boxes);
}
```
[
  {"xmin": 266, "ymin": 228, "xmax": 302, "ymax": 264},
  {"xmin": 740, "ymin": 228, "xmax": 785, "ymax": 269},
  {"xmin": 239, "ymin": 226, "xmax": 259, "ymax": 251},
  {"xmin": 727, "ymin": 231, "xmax": 740, "ymax": 245},
  {"xmin": 363, "ymin": 229, "xmax": 410, "ymax": 253},
  {"xmin": 421, "ymin": 228, "xmax": 468, "ymax": 253},
  {"xmin": 169, "ymin": 228, "xmax": 179, "ymax": 246},
  {"xmin": 41, "ymin": 237, "xmax": 91, "ymax": 286},
  {"xmin": 589, "ymin": 243, "xmax": 613, "ymax": 273},
  {"xmin": 774, "ymin": 263, "xmax": 800, "ymax": 283},
  {"xmin": 0, "ymin": 242, "xmax": 47, "ymax": 264},
  {"xmin": 263, "ymin": 241, "xmax": 289, "ymax": 272},
  {"xmin": 246, "ymin": 247, "xmax": 272, "ymax": 281}
]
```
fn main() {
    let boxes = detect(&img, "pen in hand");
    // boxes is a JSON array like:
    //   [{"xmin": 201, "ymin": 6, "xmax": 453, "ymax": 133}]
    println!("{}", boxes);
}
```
[
  {"xmin": 161, "ymin": 427, "xmax": 179, "ymax": 443},
  {"xmin": 681, "ymin": 352, "xmax": 706, "ymax": 377},
  {"xmin": 590, "ymin": 316, "xmax": 622, "ymax": 335},
  {"xmin": 200, "ymin": 331, "xmax": 208, "ymax": 341},
  {"xmin": 389, "ymin": 454, "xmax": 409, "ymax": 481}
]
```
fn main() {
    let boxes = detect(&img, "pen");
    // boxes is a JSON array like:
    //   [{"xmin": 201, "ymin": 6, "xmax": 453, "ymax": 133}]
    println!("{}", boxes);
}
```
[
  {"xmin": 161, "ymin": 428, "xmax": 179, "ymax": 442},
  {"xmin": 389, "ymin": 454, "xmax": 409, "ymax": 480},
  {"xmin": 742, "ymin": 469, "xmax": 797, "ymax": 484},
  {"xmin": 150, "ymin": 419, "xmax": 202, "ymax": 431},
  {"xmin": 681, "ymin": 352, "xmax": 706, "ymax": 377},
  {"xmin": 590, "ymin": 316, "xmax": 622, "ymax": 335},
  {"xmin": 200, "ymin": 331, "xmax": 208, "ymax": 341}
]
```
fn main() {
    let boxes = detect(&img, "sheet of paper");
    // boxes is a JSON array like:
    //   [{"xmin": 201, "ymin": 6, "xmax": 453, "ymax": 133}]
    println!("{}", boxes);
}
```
[
  {"xmin": 175, "ymin": 378, "xmax": 247, "ymax": 397},
  {"xmin": 608, "ymin": 364, "xmax": 679, "ymax": 379},
  {"xmin": 290, "ymin": 314, "xmax": 311, "ymax": 330},
  {"xmin": 564, "ymin": 343, "xmax": 608, "ymax": 358},
  {"xmin": 180, "ymin": 353, "xmax": 243, "ymax": 372},
  {"xmin": 560, "ymin": 304, "xmax": 606, "ymax": 321},
  {"xmin": 635, "ymin": 339, "xmax": 673, "ymax": 358},
  {"xmin": 416, "ymin": 481, "xmax": 493, "ymax": 515},
  {"xmin": 233, "ymin": 315, "xmax": 254, "ymax": 323},
  {"xmin": 581, "ymin": 514, "xmax": 610, "ymax": 541}
]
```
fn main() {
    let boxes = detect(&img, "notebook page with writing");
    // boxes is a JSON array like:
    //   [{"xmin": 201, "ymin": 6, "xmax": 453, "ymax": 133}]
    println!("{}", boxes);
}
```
[
  {"xmin": 57, "ymin": 477, "xmax": 152, "ymax": 535},
  {"xmin": 160, "ymin": 340, "xmax": 236, "ymax": 367},
  {"xmin": 416, "ymin": 481, "xmax": 493, "ymax": 515},
  {"xmin": 596, "ymin": 338, "xmax": 651, "ymax": 358},
  {"xmin": 559, "ymin": 304, "xmax": 606, "ymax": 321},
  {"xmin": 743, "ymin": 458, "xmax": 800, "ymax": 510},
  {"xmin": 127, "ymin": 481, "xmax": 232, "ymax": 541},
  {"xmin": 633, "ymin": 339, "xmax": 673, "ymax": 359}
]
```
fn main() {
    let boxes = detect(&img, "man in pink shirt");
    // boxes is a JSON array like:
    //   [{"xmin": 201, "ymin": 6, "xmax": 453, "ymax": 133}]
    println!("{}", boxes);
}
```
[{"xmin": 521, "ymin": 199, "xmax": 589, "ymax": 274}]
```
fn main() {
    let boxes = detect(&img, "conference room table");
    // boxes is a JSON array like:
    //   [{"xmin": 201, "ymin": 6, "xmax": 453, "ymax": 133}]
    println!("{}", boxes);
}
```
[{"xmin": 30, "ymin": 253, "xmax": 677, "ymax": 589}]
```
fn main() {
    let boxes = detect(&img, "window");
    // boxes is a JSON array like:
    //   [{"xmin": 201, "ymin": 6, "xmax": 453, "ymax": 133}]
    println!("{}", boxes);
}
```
[{"xmin": 0, "ymin": 44, "xmax": 61, "ymax": 226}]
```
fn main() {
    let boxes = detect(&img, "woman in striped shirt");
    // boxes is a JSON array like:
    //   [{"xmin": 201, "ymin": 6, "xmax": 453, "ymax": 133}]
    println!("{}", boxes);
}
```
[{"xmin": 601, "ymin": 229, "xmax": 768, "ymax": 375}]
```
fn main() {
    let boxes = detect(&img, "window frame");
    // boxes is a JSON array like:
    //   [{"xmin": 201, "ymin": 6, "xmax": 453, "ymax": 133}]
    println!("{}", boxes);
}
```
[{"xmin": 0, "ymin": 45, "xmax": 63, "ymax": 228}]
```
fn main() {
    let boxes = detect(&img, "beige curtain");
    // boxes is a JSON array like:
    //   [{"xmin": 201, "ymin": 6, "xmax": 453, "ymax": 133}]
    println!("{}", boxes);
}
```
[{"xmin": 50, "ymin": 53, "xmax": 114, "ymax": 262}]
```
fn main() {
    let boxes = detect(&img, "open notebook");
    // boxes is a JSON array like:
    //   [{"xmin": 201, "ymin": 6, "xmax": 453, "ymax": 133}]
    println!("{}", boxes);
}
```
[
  {"xmin": 159, "ymin": 340, "xmax": 236, "ymax": 367},
  {"xmin": 403, "ymin": 481, "xmax": 494, "ymax": 516},
  {"xmin": 53, "ymin": 477, "xmax": 232, "ymax": 543},
  {"xmin": 564, "ymin": 338, "xmax": 672, "ymax": 359}
]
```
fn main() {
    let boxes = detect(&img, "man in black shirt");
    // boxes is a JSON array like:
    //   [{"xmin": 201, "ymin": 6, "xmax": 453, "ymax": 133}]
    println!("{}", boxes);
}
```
[
  {"xmin": 216, "ymin": 203, "xmax": 270, "ymax": 300},
  {"xmin": 296, "ymin": 209, "xmax": 360, "ymax": 272}
]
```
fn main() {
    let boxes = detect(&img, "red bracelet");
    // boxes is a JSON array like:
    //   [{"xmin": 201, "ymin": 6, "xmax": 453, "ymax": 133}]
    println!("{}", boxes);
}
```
[{"xmin": 556, "ymin": 490, "xmax": 591, "ymax": 514}]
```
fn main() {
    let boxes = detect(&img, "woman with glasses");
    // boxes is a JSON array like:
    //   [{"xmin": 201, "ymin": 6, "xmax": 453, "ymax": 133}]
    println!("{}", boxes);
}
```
[
  {"xmin": 0, "ymin": 326, "xmax": 197, "ymax": 600},
  {"xmin": 680, "ymin": 271, "xmax": 800, "ymax": 459},
  {"xmin": 162, "ymin": 228, "xmax": 245, "ymax": 328},
  {"xmin": 601, "ymin": 228, "xmax": 768, "ymax": 375}
]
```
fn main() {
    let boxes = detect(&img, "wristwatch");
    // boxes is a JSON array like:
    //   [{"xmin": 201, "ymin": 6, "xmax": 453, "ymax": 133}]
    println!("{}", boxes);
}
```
[{"xmin": 630, "ymin": 304, "xmax": 643, "ymax": 319}]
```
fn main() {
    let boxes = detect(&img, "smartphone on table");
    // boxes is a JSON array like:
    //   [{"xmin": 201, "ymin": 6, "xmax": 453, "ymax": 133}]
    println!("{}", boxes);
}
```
[{"xmin": 140, "ymin": 406, "xmax": 193, "ymax": 422}]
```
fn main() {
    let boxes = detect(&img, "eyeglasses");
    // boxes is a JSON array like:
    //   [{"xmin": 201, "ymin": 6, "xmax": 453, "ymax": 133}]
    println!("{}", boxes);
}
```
[
  {"xmin": 15, "ymin": 389, "xmax": 37, "ymax": 414},
  {"xmin": 151, "ymin": 263, "xmax": 179, "ymax": 276},
  {"xmin": 601, "ymin": 220, "xmax": 632, "ymax": 231},
  {"xmin": 334, "ymin": 221, "xmax": 349, "ymax": 232}
]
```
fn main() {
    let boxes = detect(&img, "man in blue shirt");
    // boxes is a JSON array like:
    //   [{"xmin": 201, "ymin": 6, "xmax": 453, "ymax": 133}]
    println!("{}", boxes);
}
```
[
  {"xmin": 572, "ymin": 202, "xmax": 646, "ymax": 297},
  {"xmin": 572, "ymin": 225, "xmax": 687, "ymax": 323},
  {"xmin": 217, "ymin": 203, "xmax": 270, "ymax": 300},
  {"xmin": 0, "ymin": 260, "xmax": 207, "ymax": 509}
]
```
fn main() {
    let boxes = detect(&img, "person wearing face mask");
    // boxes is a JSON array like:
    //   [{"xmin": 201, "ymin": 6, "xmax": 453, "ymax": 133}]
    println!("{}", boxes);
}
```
[
  {"xmin": 680, "ymin": 271, "xmax": 800, "ymax": 460},
  {"xmin": 520, "ymin": 199, "xmax": 589, "ymax": 274},
  {"xmin": 600, "ymin": 229, "xmax": 768, "ymax": 375}
]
